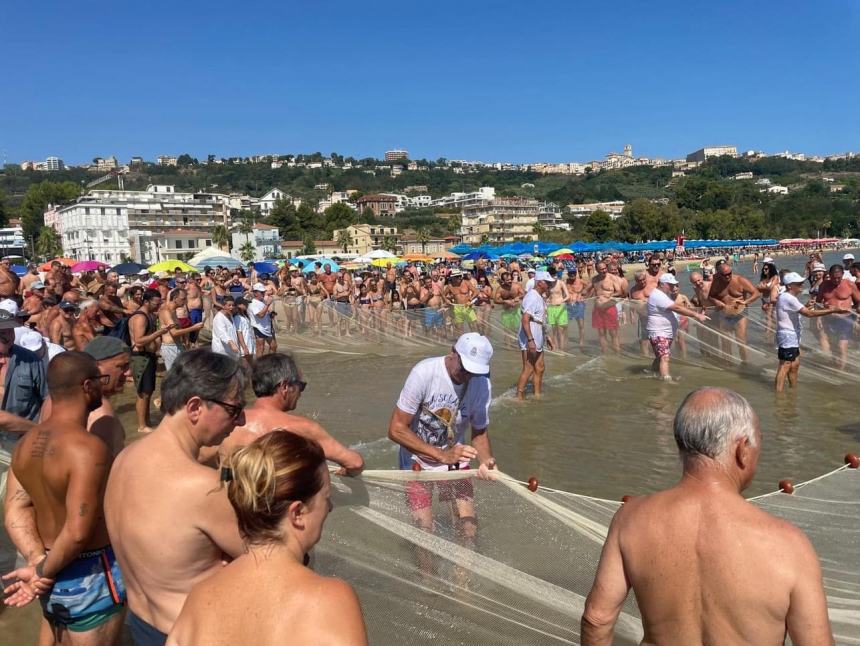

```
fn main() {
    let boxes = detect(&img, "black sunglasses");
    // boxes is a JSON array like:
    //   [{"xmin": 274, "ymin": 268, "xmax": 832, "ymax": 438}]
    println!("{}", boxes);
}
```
[{"xmin": 207, "ymin": 398, "xmax": 245, "ymax": 419}]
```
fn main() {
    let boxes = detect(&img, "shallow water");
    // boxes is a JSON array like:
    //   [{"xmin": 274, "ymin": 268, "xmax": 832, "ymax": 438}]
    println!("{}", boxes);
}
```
[{"xmin": 1, "ymin": 250, "xmax": 858, "ymax": 642}]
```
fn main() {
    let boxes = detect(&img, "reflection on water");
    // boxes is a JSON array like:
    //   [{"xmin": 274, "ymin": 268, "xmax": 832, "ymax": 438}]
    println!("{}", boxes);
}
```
[{"xmin": 1, "ymin": 251, "xmax": 857, "ymax": 641}]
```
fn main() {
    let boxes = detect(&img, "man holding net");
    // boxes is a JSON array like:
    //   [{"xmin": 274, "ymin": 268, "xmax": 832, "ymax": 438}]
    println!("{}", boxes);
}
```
[
  {"xmin": 582, "ymin": 387, "xmax": 833, "ymax": 645},
  {"xmin": 387, "ymin": 333, "xmax": 496, "ymax": 550}
]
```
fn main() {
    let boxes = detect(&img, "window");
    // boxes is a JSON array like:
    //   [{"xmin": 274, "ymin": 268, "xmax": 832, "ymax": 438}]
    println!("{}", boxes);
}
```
[{"xmin": 176, "ymin": 240, "xmax": 183, "ymax": 249}]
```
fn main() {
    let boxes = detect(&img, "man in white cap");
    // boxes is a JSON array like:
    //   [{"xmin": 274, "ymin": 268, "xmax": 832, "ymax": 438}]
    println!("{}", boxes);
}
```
[
  {"xmin": 647, "ymin": 274, "xmax": 707, "ymax": 380},
  {"xmin": 842, "ymin": 253, "xmax": 856, "ymax": 282},
  {"xmin": 249, "ymin": 282, "xmax": 276, "ymax": 356},
  {"xmin": 388, "ymin": 332, "xmax": 496, "ymax": 554},
  {"xmin": 775, "ymin": 272, "xmax": 846, "ymax": 392},
  {"xmin": 516, "ymin": 270, "xmax": 555, "ymax": 400}
]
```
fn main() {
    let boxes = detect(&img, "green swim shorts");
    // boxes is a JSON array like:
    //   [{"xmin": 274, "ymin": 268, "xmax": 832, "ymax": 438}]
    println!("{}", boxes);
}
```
[{"xmin": 547, "ymin": 303, "xmax": 568, "ymax": 326}]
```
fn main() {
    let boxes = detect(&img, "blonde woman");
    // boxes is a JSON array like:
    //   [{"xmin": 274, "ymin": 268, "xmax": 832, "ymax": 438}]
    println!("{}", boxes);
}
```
[{"xmin": 167, "ymin": 432, "xmax": 367, "ymax": 645}]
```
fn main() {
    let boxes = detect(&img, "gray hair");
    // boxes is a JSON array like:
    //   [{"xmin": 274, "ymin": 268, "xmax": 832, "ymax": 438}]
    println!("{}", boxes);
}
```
[
  {"xmin": 252, "ymin": 353, "xmax": 300, "ymax": 397},
  {"xmin": 160, "ymin": 348, "xmax": 246, "ymax": 414},
  {"xmin": 673, "ymin": 387, "xmax": 758, "ymax": 460}
]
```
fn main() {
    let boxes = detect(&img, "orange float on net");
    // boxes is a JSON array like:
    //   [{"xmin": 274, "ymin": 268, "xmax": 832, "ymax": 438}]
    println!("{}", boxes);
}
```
[
  {"xmin": 527, "ymin": 476, "xmax": 539, "ymax": 492},
  {"xmin": 621, "ymin": 495, "xmax": 632, "ymax": 504},
  {"xmin": 778, "ymin": 479, "xmax": 794, "ymax": 494},
  {"xmin": 845, "ymin": 453, "xmax": 860, "ymax": 469},
  {"xmin": 411, "ymin": 462, "xmax": 421, "ymax": 472}
]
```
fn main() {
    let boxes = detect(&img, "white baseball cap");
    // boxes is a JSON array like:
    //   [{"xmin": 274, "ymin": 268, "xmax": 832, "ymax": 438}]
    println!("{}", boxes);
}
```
[
  {"xmin": 659, "ymin": 273, "xmax": 679, "ymax": 285},
  {"xmin": 454, "ymin": 332, "xmax": 493, "ymax": 375},
  {"xmin": 252, "ymin": 283, "xmax": 266, "ymax": 292},
  {"xmin": 812, "ymin": 262, "xmax": 827, "ymax": 272},
  {"xmin": 0, "ymin": 299, "xmax": 20, "ymax": 317},
  {"xmin": 14, "ymin": 327, "xmax": 44, "ymax": 353},
  {"xmin": 843, "ymin": 253, "xmax": 855, "ymax": 260},
  {"xmin": 534, "ymin": 270, "xmax": 555, "ymax": 282},
  {"xmin": 782, "ymin": 272, "xmax": 805, "ymax": 285},
  {"xmin": 762, "ymin": 256, "xmax": 774, "ymax": 263}
]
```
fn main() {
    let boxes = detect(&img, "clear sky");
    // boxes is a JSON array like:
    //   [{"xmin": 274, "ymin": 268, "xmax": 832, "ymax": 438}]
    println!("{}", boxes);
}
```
[{"xmin": 2, "ymin": 1, "xmax": 858, "ymax": 164}]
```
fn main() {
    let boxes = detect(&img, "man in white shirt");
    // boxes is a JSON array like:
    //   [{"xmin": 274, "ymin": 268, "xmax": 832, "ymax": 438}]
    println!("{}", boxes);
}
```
[
  {"xmin": 774, "ymin": 272, "xmax": 845, "ymax": 392},
  {"xmin": 524, "ymin": 268, "xmax": 536, "ymax": 293},
  {"xmin": 210, "ymin": 296, "xmax": 240, "ymax": 357},
  {"xmin": 647, "ymin": 274, "xmax": 706, "ymax": 380},
  {"xmin": 842, "ymin": 253, "xmax": 856, "ymax": 282},
  {"xmin": 387, "ymin": 333, "xmax": 496, "ymax": 548},
  {"xmin": 516, "ymin": 270, "xmax": 554, "ymax": 400},
  {"xmin": 249, "ymin": 283, "xmax": 276, "ymax": 357}
]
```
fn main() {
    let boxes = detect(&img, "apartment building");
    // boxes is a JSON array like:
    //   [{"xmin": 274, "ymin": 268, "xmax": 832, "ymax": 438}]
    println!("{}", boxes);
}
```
[
  {"xmin": 331, "ymin": 224, "xmax": 399, "ymax": 255},
  {"xmin": 686, "ymin": 146, "xmax": 738, "ymax": 163},
  {"xmin": 566, "ymin": 201, "xmax": 626, "ymax": 219},
  {"xmin": 157, "ymin": 155, "xmax": 178, "ymax": 167},
  {"xmin": 257, "ymin": 187, "xmax": 299, "ymax": 217},
  {"xmin": 400, "ymin": 233, "xmax": 459, "ymax": 255},
  {"xmin": 459, "ymin": 197, "xmax": 542, "ymax": 245},
  {"xmin": 231, "ymin": 222, "xmax": 280, "ymax": 261},
  {"xmin": 49, "ymin": 184, "xmax": 233, "ymax": 264},
  {"xmin": 356, "ymin": 194, "xmax": 399, "ymax": 217},
  {"xmin": 384, "ymin": 149, "xmax": 408, "ymax": 161},
  {"xmin": 430, "ymin": 187, "xmax": 496, "ymax": 210}
]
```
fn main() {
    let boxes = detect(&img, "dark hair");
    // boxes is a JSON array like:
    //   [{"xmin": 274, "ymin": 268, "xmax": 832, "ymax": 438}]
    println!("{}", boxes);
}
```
[
  {"xmin": 227, "ymin": 431, "xmax": 326, "ymax": 545},
  {"xmin": 48, "ymin": 351, "xmax": 99, "ymax": 399},
  {"xmin": 169, "ymin": 288, "xmax": 186, "ymax": 302},
  {"xmin": 160, "ymin": 348, "xmax": 246, "ymax": 414},
  {"xmin": 142, "ymin": 288, "xmax": 161, "ymax": 302},
  {"xmin": 127, "ymin": 285, "xmax": 143, "ymax": 299},
  {"xmin": 760, "ymin": 263, "xmax": 777, "ymax": 280},
  {"xmin": 252, "ymin": 353, "xmax": 299, "ymax": 397}
]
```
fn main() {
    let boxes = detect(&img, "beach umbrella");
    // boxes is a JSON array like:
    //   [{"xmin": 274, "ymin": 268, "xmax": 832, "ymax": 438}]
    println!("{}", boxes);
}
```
[
  {"xmin": 148, "ymin": 260, "xmax": 196, "ymax": 273},
  {"xmin": 371, "ymin": 257, "xmax": 402, "ymax": 267},
  {"xmin": 366, "ymin": 249, "xmax": 398, "ymax": 259},
  {"xmin": 39, "ymin": 257, "xmax": 76, "ymax": 271},
  {"xmin": 71, "ymin": 260, "xmax": 108, "ymax": 273},
  {"xmin": 187, "ymin": 246, "xmax": 230, "ymax": 266},
  {"xmin": 403, "ymin": 253, "xmax": 434, "ymax": 262},
  {"xmin": 548, "ymin": 248, "xmax": 574, "ymax": 257},
  {"xmin": 251, "ymin": 261, "xmax": 278, "ymax": 274},
  {"xmin": 11, "ymin": 264, "xmax": 28, "ymax": 277},
  {"xmin": 190, "ymin": 256, "xmax": 245, "ymax": 271},
  {"xmin": 302, "ymin": 259, "xmax": 339, "ymax": 273},
  {"xmin": 552, "ymin": 253, "xmax": 575, "ymax": 261},
  {"xmin": 110, "ymin": 262, "xmax": 146, "ymax": 275}
]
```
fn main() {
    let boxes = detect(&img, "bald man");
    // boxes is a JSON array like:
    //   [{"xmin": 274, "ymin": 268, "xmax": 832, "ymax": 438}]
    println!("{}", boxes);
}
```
[
  {"xmin": 582, "ymin": 388, "xmax": 832, "ymax": 645},
  {"xmin": 3, "ymin": 353, "xmax": 126, "ymax": 644}
]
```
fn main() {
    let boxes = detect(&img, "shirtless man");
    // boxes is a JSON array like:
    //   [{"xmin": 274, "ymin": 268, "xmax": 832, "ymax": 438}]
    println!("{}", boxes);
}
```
[
  {"xmin": 545, "ymin": 270, "xmax": 570, "ymax": 351},
  {"xmin": 129, "ymin": 289, "xmax": 175, "ymax": 433},
  {"xmin": 199, "ymin": 269, "xmax": 215, "ymax": 329},
  {"xmin": 707, "ymin": 260, "xmax": 759, "ymax": 363},
  {"xmin": 584, "ymin": 262, "xmax": 626, "ymax": 353},
  {"xmin": 3, "ymin": 352, "xmax": 126, "ymax": 644},
  {"xmin": 214, "ymin": 353, "xmax": 364, "ymax": 474},
  {"xmin": 104, "ymin": 349, "xmax": 246, "ymax": 644},
  {"xmin": 444, "ymin": 270, "xmax": 478, "ymax": 334},
  {"xmin": 19, "ymin": 263, "xmax": 41, "ymax": 295},
  {"xmin": 331, "ymin": 271, "xmax": 353, "ymax": 337},
  {"xmin": 185, "ymin": 273, "xmax": 204, "ymax": 343},
  {"xmin": 563, "ymin": 269, "xmax": 586, "ymax": 349},
  {"xmin": 49, "ymin": 300, "xmax": 78, "ymax": 350},
  {"xmin": 494, "ymin": 272, "xmax": 524, "ymax": 346},
  {"xmin": 816, "ymin": 264, "xmax": 860, "ymax": 369},
  {"xmin": 22, "ymin": 280, "xmax": 46, "ymax": 320},
  {"xmin": 582, "ymin": 387, "xmax": 833, "ymax": 645},
  {"xmin": 72, "ymin": 299, "xmax": 100, "ymax": 351},
  {"xmin": 159, "ymin": 288, "xmax": 205, "ymax": 371},
  {"xmin": 628, "ymin": 270, "xmax": 651, "ymax": 356},
  {"xmin": 420, "ymin": 275, "xmax": 445, "ymax": 338}
]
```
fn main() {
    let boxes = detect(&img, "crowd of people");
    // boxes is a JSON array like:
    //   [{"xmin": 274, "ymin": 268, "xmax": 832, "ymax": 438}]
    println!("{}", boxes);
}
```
[{"xmin": 0, "ymin": 247, "xmax": 854, "ymax": 644}]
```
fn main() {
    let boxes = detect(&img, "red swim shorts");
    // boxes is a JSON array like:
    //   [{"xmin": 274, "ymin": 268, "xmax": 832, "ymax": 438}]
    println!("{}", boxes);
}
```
[
  {"xmin": 592, "ymin": 305, "xmax": 619, "ymax": 330},
  {"xmin": 406, "ymin": 474, "xmax": 474, "ymax": 511},
  {"xmin": 649, "ymin": 336, "xmax": 673, "ymax": 358}
]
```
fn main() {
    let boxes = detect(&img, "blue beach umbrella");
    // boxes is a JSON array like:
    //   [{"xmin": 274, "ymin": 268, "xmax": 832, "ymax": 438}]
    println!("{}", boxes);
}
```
[
  {"xmin": 251, "ymin": 261, "xmax": 278, "ymax": 274},
  {"xmin": 11, "ymin": 264, "xmax": 28, "ymax": 277}
]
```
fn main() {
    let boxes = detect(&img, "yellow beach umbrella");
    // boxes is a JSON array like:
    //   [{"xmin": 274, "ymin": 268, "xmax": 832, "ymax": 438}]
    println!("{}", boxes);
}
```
[
  {"xmin": 548, "ymin": 248, "xmax": 574, "ymax": 257},
  {"xmin": 370, "ymin": 257, "xmax": 402, "ymax": 267},
  {"xmin": 148, "ymin": 260, "xmax": 196, "ymax": 273},
  {"xmin": 403, "ymin": 253, "xmax": 434, "ymax": 262}
]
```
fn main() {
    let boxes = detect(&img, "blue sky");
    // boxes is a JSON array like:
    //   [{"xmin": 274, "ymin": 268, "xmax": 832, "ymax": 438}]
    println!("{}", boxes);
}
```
[{"xmin": 2, "ymin": 1, "xmax": 858, "ymax": 164}]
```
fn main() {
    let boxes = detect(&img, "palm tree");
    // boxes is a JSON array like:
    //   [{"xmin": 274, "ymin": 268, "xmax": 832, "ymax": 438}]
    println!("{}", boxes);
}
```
[
  {"xmin": 237, "ymin": 210, "xmax": 255, "ymax": 244},
  {"xmin": 212, "ymin": 224, "xmax": 230, "ymax": 252},
  {"xmin": 239, "ymin": 241, "xmax": 257, "ymax": 263},
  {"xmin": 532, "ymin": 222, "xmax": 546, "ymax": 239},
  {"xmin": 336, "ymin": 230, "xmax": 353, "ymax": 253},
  {"xmin": 382, "ymin": 235, "xmax": 398, "ymax": 253},
  {"xmin": 416, "ymin": 227, "xmax": 430, "ymax": 254},
  {"xmin": 35, "ymin": 226, "xmax": 62, "ymax": 260}
]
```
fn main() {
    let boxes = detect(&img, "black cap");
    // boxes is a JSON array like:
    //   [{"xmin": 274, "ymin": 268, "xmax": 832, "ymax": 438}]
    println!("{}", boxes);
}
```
[
  {"xmin": 85, "ymin": 336, "xmax": 131, "ymax": 361},
  {"xmin": 58, "ymin": 300, "xmax": 78, "ymax": 311}
]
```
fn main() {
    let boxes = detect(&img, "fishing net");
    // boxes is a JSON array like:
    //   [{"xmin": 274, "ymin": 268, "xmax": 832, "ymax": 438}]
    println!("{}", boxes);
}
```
[{"xmin": 314, "ymin": 465, "xmax": 859, "ymax": 645}]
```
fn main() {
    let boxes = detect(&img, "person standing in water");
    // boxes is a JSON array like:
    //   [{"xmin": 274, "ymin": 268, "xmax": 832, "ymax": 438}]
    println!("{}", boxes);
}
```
[
  {"xmin": 582, "ymin": 387, "xmax": 833, "ymax": 645},
  {"xmin": 517, "ymin": 271, "xmax": 555, "ymax": 400}
]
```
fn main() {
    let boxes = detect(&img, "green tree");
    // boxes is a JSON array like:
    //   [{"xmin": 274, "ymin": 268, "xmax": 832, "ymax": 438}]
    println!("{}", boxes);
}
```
[
  {"xmin": 212, "ymin": 224, "xmax": 230, "ymax": 251},
  {"xmin": 239, "ymin": 241, "xmax": 257, "ymax": 263},
  {"xmin": 415, "ymin": 227, "xmax": 430, "ymax": 254},
  {"xmin": 19, "ymin": 181, "xmax": 81, "ymax": 242},
  {"xmin": 237, "ymin": 210, "xmax": 255, "ymax": 244},
  {"xmin": 35, "ymin": 226, "xmax": 62, "ymax": 260},
  {"xmin": 358, "ymin": 207, "xmax": 377, "ymax": 224},
  {"xmin": 266, "ymin": 198, "xmax": 297, "ymax": 234},
  {"xmin": 177, "ymin": 154, "xmax": 198, "ymax": 166},
  {"xmin": 336, "ymin": 229, "xmax": 353, "ymax": 252},
  {"xmin": 0, "ymin": 188, "xmax": 7, "ymax": 227},
  {"xmin": 323, "ymin": 202, "xmax": 356, "ymax": 233},
  {"xmin": 381, "ymin": 235, "xmax": 398, "ymax": 253},
  {"xmin": 585, "ymin": 210, "xmax": 617, "ymax": 241},
  {"xmin": 532, "ymin": 222, "xmax": 546, "ymax": 239},
  {"xmin": 302, "ymin": 235, "xmax": 317, "ymax": 255}
]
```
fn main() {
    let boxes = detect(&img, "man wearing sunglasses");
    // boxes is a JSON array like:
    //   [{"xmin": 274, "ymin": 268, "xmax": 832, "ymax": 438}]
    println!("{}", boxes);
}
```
[
  {"xmin": 104, "ymin": 349, "xmax": 247, "ymax": 645},
  {"xmin": 212, "ymin": 353, "xmax": 364, "ymax": 475},
  {"xmin": 388, "ymin": 333, "xmax": 496, "ymax": 553}
]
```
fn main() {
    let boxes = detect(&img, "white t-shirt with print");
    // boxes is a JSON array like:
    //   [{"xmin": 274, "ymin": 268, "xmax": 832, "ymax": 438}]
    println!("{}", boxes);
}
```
[
  {"xmin": 647, "ymin": 288, "xmax": 678, "ymax": 339},
  {"xmin": 776, "ymin": 291, "xmax": 803, "ymax": 348},
  {"xmin": 395, "ymin": 356, "xmax": 491, "ymax": 471},
  {"xmin": 249, "ymin": 298, "xmax": 273, "ymax": 336}
]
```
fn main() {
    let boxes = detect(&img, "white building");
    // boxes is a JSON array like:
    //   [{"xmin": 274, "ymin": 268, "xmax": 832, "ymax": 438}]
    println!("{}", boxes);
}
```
[
  {"xmin": 156, "ymin": 155, "xmax": 178, "ymax": 167},
  {"xmin": 537, "ymin": 203, "xmax": 569, "ymax": 231},
  {"xmin": 231, "ymin": 222, "xmax": 280, "ymax": 261},
  {"xmin": 686, "ymin": 146, "xmax": 738, "ymax": 163},
  {"xmin": 459, "ymin": 197, "xmax": 541, "ymax": 245},
  {"xmin": 45, "ymin": 156, "xmax": 64, "ymax": 172},
  {"xmin": 764, "ymin": 185, "xmax": 789, "ymax": 195},
  {"xmin": 257, "ymin": 188, "xmax": 299, "ymax": 217},
  {"xmin": 316, "ymin": 191, "xmax": 354, "ymax": 213},
  {"xmin": 0, "ymin": 224, "xmax": 26, "ymax": 257},
  {"xmin": 430, "ymin": 187, "xmax": 496, "ymax": 209},
  {"xmin": 49, "ymin": 184, "xmax": 234, "ymax": 265},
  {"xmin": 566, "ymin": 201, "xmax": 626, "ymax": 219}
]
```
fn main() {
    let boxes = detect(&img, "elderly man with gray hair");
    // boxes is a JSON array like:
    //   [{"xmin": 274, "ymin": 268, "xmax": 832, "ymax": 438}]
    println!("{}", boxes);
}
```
[{"xmin": 582, "ymin": 387, "xmax": 833, "ymax": 645}]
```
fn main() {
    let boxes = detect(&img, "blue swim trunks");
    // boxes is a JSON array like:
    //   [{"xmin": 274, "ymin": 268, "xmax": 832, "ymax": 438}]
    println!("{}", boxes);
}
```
[
  {"xmin": 40, "ymin": 545, "xmax": 126, "ymax": 632},
  {"xmin": 424, "ymin": 307, "xmax": 444, "ymax": 328},
  {"xmin": 824, "ymin": 314, "xmax": 854, "ymax": 341},
  {"xmin": 189, "ymin": 308, "xmax": 203, "ymax": 325},
  {"xmin": 566, "ymin": 301, "xmax": 586, "ymax": 320}
]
